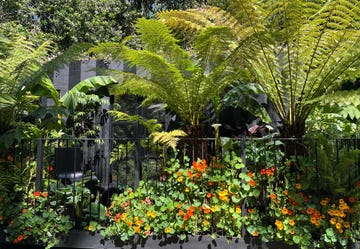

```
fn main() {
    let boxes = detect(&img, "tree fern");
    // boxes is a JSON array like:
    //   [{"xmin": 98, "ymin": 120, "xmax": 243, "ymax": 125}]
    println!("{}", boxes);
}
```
[
  {"xmin": 159, "ymin": 0, "xmax": 360, "ymax": 137},
  {"xmin": 92, "ymin": 18, "xmax": 239, "ymax": 136},
  {"xmin": 0, "ymin": 30, "xmax": 94, "ymax": 144}
]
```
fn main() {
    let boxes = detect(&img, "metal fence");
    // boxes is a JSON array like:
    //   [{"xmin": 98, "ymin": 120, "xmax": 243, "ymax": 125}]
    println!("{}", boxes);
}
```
[{"xmin": 4, "ymin": 137, "xmax": 360, "ymax": 228}]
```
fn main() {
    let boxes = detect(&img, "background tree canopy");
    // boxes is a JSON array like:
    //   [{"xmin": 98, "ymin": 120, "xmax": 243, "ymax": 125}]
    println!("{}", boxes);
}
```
[{"xmin": 0, "ymin": 0, "xmax": 225, "ymax": 51}]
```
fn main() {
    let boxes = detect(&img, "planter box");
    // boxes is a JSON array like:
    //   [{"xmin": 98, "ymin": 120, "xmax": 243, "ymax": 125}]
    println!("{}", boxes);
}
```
[
  {"xmin": 47, "ymin": 231, "xmax": 360, "ymax": 249},
  {"xmin": 1, "ymin": 230, "xmax": 359, "ymax": 249},
  {"xmin": 0, "ymin": 226, "xmax": 5, "ymax": 244},
  {"xmin": 57, "ymin": 231, "xmax": 298, "ymax": 249}
]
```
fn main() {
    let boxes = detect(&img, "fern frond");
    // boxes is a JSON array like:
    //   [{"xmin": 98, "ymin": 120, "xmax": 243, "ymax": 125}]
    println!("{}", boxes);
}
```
[
  {"xmin": 108, "ymin": 110, "xmax": 162, "ymax": 134},
  {"xmin": 151, "ymin": 130, "xmax": 187, "ymax": 150},
  {"xmin": 156, "ymin": 7, "xmax": 228, "ymax": 37}
]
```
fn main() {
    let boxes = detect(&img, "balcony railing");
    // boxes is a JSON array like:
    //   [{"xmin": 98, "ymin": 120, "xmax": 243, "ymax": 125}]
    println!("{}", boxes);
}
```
[{"xmin": 4, "ymin": 137, "xmax": 360, "ymax": 228}]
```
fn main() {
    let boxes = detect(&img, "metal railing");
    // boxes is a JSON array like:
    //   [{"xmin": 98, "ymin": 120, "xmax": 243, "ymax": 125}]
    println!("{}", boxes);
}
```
[{"xmin": 4, "ymin": 137, "xmax": 360, "ymax": 228}]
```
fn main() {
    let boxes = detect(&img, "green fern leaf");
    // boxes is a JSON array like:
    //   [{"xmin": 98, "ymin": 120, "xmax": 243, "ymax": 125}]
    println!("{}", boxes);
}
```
[{"xmin": 151, "ymin": 130, "xmax": 187, "ymax": 150}]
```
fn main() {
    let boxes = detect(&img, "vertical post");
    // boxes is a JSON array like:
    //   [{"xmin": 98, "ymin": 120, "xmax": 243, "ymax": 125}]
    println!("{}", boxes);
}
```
[
  {"xmin": 133, "ymin": 120, "xmax": 142, "ymax": 190},
  {"xmin": 101, "ymin": 95, "xmax": 115, "ymax": 187},
  {"xmin": 240, "ymin": 137, "xmax": 247, "ymax": 238},
  {"xmin": 35, "ymin": 139, "xmax": 44, "ymax": 191}
]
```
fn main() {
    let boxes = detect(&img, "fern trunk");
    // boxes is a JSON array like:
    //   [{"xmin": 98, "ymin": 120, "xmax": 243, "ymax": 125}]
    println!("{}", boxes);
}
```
[
  {"xmin": 279, "ymin": 122, "xmax": 309, "ymax": 157},
  {"xmin": 278, "ymin": 122, "xmax": 305, "ymax": 139},
  {"xmin": 180, "ymin": 124, "xmax": 207, "ymax": 161}
]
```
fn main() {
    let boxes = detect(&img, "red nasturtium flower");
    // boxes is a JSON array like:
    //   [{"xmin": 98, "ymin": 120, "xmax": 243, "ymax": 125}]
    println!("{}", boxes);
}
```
[
  {"xmin": 114, "ymin": 213, "xmax": 121, "ymax": 222},
  {"xmin": 33, "ymin": 191, "xmax": 41, "ymax": 197},
  {"xmin": 187, "ymin": 170, "xmax": 193, "ymax": 178},
  {"xmin": 48, "ymin": 165, "xmax": 54, "ymax": 172},
  {"xmin": 183, "ymin": 214, "xmax": 189, "ymax": 221},
  {"xmin": 249, "ymin": 180, "xmax": 255, "ymax": 187},
  {"xmin": 348, "ymin": 196, "xmax": 356, "ymax": 203},
  {"xmin": 192, "ymin": 160, "xmax": 207, "ymax": 173}
]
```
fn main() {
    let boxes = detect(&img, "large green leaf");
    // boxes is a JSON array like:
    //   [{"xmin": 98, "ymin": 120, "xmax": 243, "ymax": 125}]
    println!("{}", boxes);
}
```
[
  {"xmin": 223, "ymin": 84, "xmax": 271, "ymax": 123},
  {"xmin": 30, "ymin": 76, "xmax": 59, "ymax": 104},
  {"xmin": 60, "ymin": 76, "xmax": 117, "ymax": 113}
]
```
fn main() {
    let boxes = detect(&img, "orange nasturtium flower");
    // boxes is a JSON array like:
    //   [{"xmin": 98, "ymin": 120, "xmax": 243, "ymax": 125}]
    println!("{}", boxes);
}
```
[
  {"xmin": 306, "ymin": 208, "xmax": 314, "ymax": 215},
  {"xmin": 281, "ymin": 206, "xmax": 288, "ymax": 215},
  {"xmin": 187, "ymin": 170, "xmax": 193, "ymax": 178},
  {"xmin": 249, "ymin": 180, "xmax": 255, "ymax": 187},
  {"xmin": 288, "ymin": 219, "xmax": 295, "ymax": 226},
  {"xmin": 203, "ymin": 208, "xmax": 211, "ymax": 214},
  {"xmin": 41, "ymin": 192, "xmax": 48, "ymax": 198},
  {"xmin": 134, "ymin": 226, "xmax": 141, "ymax": 234},
  {"xmin": 275, "ymin": 220, "xmax": 284, "ymax": 230}
]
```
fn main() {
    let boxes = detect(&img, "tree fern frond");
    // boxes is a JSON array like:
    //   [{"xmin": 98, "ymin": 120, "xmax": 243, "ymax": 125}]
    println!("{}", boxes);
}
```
[
  {"xmin": 156, "ymin": 7, "xmax": 228, "ymax": 37},
  {"xmin": 123, "ymin": 48, "xmax": 185, "ymax": 88},
  {"xmin": 151, "ymin": 130, "xmax": 187, "ymax": 150},
  {"xmin": 134, "ymin": 19, "xmax": 194, "ymax": 75},
  {"xmin": 108, "ymin": 110, "xmax": 162, "ymax": 134},
  {"xmin": 88, "ymin": 41, "xmax": 127, "ymax": 61},
  {"xmin": 194, "ymin": 26, "xmax": 237, "ymax": 72}
]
